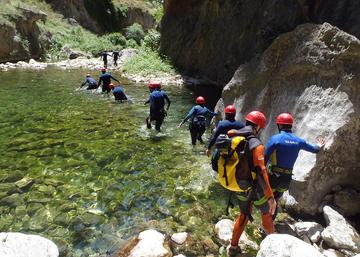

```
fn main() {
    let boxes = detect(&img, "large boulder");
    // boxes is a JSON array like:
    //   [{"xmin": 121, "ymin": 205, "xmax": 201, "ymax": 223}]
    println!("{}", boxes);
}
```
[
  {"xmin": 256, "ymin": 234, "xmax": 324, "ymax": 257},
  {"xmin": 0, "ymin": 6, "xmax": 49, "ymax": 63},
  {"xmin": 321, "ymin": 206, "xmax": 360, "ymax": 253},
  {"xmin": 220, "ymin": 22, "xmax": 360, "ymax": 217},
  {"xmin": 0, "ymin": 232, "xmax": 59, "ymax": 257}
]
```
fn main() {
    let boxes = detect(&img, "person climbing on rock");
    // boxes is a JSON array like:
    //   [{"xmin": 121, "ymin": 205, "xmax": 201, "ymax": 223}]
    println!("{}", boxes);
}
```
[
  {"xmin": 97, "ymin": 67, "xmax": 120, "ymax": 94},
  {"xmin": 177, "ymin": 96, "xmax": 217, "ymax": 146},
  {"xmin": 80, "ymin": 74, "xmax": 98, "ymax": 90},
  {"xmin": 265, "ymin": 113, "xmax": 325, "ymax": 220},
  {"xmin": 112, "ymin": 50, "xmax": 120, "ymax": 66},
  {"xmin": 145, "ymin": 82, "xmax": 171, "ymax": 132},
  {"xmin": 206, "ymin": 105, "xmax": 244, "ymax": 156},
  {"xmin": 100, "ymin": 51, "xmax": 110, "ymax": 67},
  {"xmin": 222, "ymin": 111, "xmax": 276, "ymax": 257},
  {"xmin": 109, "ymin": 83, "xmax": 128, "ymax": 101}
]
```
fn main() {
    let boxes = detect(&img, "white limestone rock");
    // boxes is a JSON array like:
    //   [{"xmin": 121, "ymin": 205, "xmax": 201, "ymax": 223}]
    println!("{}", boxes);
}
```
[
  {"xmin": 322, "ymin": 206, "xmax": 360, "ymax": 253},
  {"xmin": 215, "ymin": 219, "xmax": 258, "ymax": 250},
  {"xmin": 322, "ymin": 249, "xmax": 345, "ymax": 257},
  {"xmin": 294, "ymin": 221, "xmax": 324, "ymax": 243},
  {"xmin": 0, "ymin": 232, "xmax": 59, "ymax": 257},
  {"xmin": 256, "ymin": 234, "xmax": 324, "ymax": 257},
  {"xmin": 171, "ymin": 232, "xmax": 188, "ymax": 245},
  {"xmin": 129, "ymin": 229, "xmax": 171, "ymax": 257}
]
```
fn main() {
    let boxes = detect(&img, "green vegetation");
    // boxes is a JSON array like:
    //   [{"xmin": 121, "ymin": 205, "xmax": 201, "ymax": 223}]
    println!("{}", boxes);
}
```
[
  {"xmin": 125, "ymin": 23, "xmax": 145, "ymax": 45},
  {"xmin": 122, "ymin": 46, "xmax": 176, "ymax": 76}
]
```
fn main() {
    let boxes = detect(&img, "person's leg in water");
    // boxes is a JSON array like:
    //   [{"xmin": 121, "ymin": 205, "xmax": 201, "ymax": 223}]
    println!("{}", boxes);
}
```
[
  {"xmin": 197, "ymin": 124, "xmax": 206, "ymax": 144},
  {"xmin": 189, "ymin": 125, "xmax": 197, "ymax": 145},
  {"xmin": 155, "ymin": 113, "xmax": 165, "ymax": 132},
  {"xmin": 146, "ymin": 116, "xmax": 152, "ymax": 129}
]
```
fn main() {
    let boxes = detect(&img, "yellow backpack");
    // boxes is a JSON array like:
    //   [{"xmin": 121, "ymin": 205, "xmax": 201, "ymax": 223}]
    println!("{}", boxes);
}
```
[{"xmin": 215, "ymin": 135, "xmax": 254, "ymax": 192}]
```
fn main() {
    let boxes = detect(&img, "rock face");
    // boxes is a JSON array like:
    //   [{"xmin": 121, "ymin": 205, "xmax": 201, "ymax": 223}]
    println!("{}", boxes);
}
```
[
  {"xmin": 45, "ymin": 0, "xmax": 155, "ymax": 34},
  {"xmin": 321, "ymin": 206, "xmax": 360, "ymax": 253},
  {"xmin": 0, "ymin": 232, "xmax": 59, "ymax": 257},
  {"xmin": 220, "ymin": 22, "xmax": 360, "ymax": 217},
  {"xmin": 256, "ymin": 234, "xmax": 324, "ymax": 257},
  {"xmin": 0, "ymin": 6, "xmax": 49, "ymax": 63},
  {"xmin": 161, "ymin": 0, "xmax": 305, "ymax": 84}
]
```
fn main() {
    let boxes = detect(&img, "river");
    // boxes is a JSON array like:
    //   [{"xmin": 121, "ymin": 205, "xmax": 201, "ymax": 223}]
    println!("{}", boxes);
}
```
[{"xmin": 0, "ymin": 69, "xmax": 229, "ymax": 256}]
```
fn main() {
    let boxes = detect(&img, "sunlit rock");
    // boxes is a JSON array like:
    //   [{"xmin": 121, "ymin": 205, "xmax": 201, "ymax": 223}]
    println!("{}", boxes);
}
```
[
  {"xmin": 256, "ymin": 234, "xmax": 324, "ymax": 257},
  {"xmin": 129, "ymin": 229, "xmax": 171, "ymax": 257},
  {"xmin": 321, "ymin": 206, "xmax": 360, "ymax": 253},
  {"xmin": 0, "ymin": 232, "xmax": 59, "ymax": 257},
  {"xmin": 171, "ymin": 232, "xmax": 188, "ymax": 245},
  {"xmin": 294, "ymin": 221, "xmax": 323, "ymax": 243}
]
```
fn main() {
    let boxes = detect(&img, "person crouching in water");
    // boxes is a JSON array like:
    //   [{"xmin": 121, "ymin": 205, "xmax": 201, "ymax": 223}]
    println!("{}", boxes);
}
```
[
  {"xmin": 109, "ymin": 83, "xmax": 128, "ymax": 101},
  {"xmin": 80, "ymin": 74, "xmax": 98, "ymax": 90},
  {"xmin": 97, "ymin": 67, "xmax": 120, "ymax": 94},
  {"xmin": 265, "ymin": 113, "xmax": 325, "ymax": 220},
  {"xmin": 145, "ymin": 82, "xmax": 171, "ymax": 132},
  {"xmin": 226, "ymin": 111, "xmax": 276, "ymax": 257},
  {"xmin": 177, "ymin": 96, "xmax": 217, "ymax": 146}
]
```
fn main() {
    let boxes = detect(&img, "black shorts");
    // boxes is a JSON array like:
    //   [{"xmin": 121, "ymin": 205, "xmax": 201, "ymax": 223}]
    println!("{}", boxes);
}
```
[{"xmin": 269, "ymin": 173, "xmax": 292, "ymax": 194}]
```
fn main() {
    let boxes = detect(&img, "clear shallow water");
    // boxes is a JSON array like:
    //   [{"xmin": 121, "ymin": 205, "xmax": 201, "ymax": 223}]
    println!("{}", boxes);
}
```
[{"xmin": 0, "ymin": 69, "xmax": 228, "ymax": 256}]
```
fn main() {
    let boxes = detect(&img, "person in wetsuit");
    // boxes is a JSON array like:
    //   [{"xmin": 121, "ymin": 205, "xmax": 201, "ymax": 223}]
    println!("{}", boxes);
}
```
[
  {"xmin": 206, "ymin": 105, "xmax": 244, "ymax": 156},
  {"xmin": 112, "ymin": 50, "xmax": 120, "ymax": 66},
  {"xmin": 265, "ymin": 113, "xmax": 325, "ymax": 220},
  {"xmin": 145, "ymin": 82, "xmax": 171, "ymax": 132},
  {"xmin": 177, "ymin": 96, "xmax": 217, "ymax": 145},
  {"xmin": 226, "ymin": 111, "xmax": 276, "ymax": 257},
  {"xmin": 80, "ymin": 74, "xmax": 98, "ymax": 90},
  {"xmin": 100, "ymin": 51, "xmax": 110, "ymax": 67},
  {"xmin": 109, "ymin": 83, "xmax": 128, "ymax": 101},
  {"xmin": 97, "ymin": 67, "xmax": 120, "ymax": 94}
]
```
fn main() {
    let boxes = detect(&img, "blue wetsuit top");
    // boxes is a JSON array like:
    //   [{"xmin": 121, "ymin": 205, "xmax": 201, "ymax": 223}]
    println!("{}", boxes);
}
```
[
  {"xmin": 85, "ymin": 77, "xmax": 97, "ymax": 85},
  {"xmin": 208, "ymin": 119, "xmax": 244, "ymax": 149},
  {"xmin": 146, "ymin": 90, "xmax": 171, "ymax": 114},
  {"xmin": 112, "ymin": 86, "xmax": 124, "ymax": 93},
  {"xmin": 182, "ymin": 105, "xmax": 217, "ymax": 123},
  {"xmin": 99, "ymin": 73, "xmax": 119, "ymax": 86},
  {"xmin": 265, "ymin": 130, "xmax": 320, "ymax": 170}
]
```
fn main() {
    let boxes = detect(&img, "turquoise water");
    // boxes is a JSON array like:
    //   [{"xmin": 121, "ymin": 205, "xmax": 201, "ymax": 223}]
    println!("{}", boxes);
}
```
[{"xmin": 0, "ymin": 69, "xmax": 229, "ymax": 256}]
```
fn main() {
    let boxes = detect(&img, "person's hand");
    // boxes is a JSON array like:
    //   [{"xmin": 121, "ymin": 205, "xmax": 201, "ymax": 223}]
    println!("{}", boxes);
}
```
[
  {"xmin": 317, "ymin": 138, "xmax": 326, "ymax": 150},
  {"xmin": 268, "ymin": 197, "xmax": 276, "ymax": 215},
  {"xmin": 206, "ymin": 149, "xmax": 211, "ymax": 157},
  {"xmin": 177, "ymin": 123, "xmax": 182, "ymax": 128}
]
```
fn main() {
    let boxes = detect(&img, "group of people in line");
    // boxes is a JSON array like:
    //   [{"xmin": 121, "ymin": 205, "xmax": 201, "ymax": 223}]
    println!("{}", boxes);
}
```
[
  {"xmin": 80, "ymin": 71, "xmax": 325, "ymax": 256},
  {"xmin": 178, "ymin": 96, "xmax": 325, "ymax": 256}
]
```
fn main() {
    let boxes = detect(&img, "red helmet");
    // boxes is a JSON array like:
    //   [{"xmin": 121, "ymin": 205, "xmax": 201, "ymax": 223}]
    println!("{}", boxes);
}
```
[
  {"xmin": 225, "ymin": 105, "xmax": 236, "ymax": 114},
  {"xmin": 245, "ymin": 111, "xmax": 266, "ymax": 128},
  {"xmin": 148, "ymin": 82, "xmax": 161, "ymax": 89},
  {"xmin": 196, "ymin": 96, "xmax": 205, "ymax": 104},
  {"xmin": 276, "ymin": 113, "xmax": 294, "ymax": 125},
  {"xmin": 101, "ymin": 67, "xmax": 106, "ymax": 72},
  {"xmin": 109, "ymin": 83, "xmax": 115, "ymax": 89}
]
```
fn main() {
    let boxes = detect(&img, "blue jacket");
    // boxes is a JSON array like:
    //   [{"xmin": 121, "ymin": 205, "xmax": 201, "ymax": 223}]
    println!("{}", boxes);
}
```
[
  {"xmin": 81, "ymin": 77, "xmax": 97, "ymax": 87},
  {"xmin": 98, "ymin": 73, "xmax": 119, "ymax": 86},
  {"xmin": 146, "ymin": 90, "xmax": 171, "ymax": 114},
  {"xmin": 112, "ymin": 86, "xmax": 124, "ymax": 93},
  {"xmin": 182, "ymin": 105, "xmax": 217, "ymax": 123},
  {"xmin": 208, "ymin": 120, "xmax": 244, "ymax": 149},
  {"xmin": 265, "ymin": 130, "xmax": 320, "ymax": 170}
]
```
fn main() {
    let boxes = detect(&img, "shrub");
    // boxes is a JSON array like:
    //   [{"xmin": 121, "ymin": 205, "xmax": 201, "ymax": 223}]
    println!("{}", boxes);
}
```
[
  {"xmin": 143, "ymin": 30, "xmax": 160, "ymax": 51},
  {"xmin": 124, "ymin": 23, "xmax": 145, "ymax": 45},
  {"xmin": 105, "ymin": 33, "xmax": 127, "ymax": 47},
  {"xmin": 122, "ymin": 46, "xmax": 176, "ymax": 76},
  {"xmin": 126, "ymin": 39, "xmax": 139, "ymax": 49}
]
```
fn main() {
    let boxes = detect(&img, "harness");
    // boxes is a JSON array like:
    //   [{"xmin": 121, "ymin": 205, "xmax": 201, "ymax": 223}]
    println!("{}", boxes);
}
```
[{"xmin": 270, "ymin": 166, "xmax": 293, "ymax": 175}]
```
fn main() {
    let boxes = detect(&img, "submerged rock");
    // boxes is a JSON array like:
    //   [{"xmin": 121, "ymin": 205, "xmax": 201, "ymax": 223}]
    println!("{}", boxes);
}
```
[
  {"xmin": 0, "ymin": 232, "xmax": 59, "ymax": 257},
  {"xmin": 321, "ymin": 206, "xmax": 360, "ymax": 253},
  {"xmin": 256, "ymin": 234, "xmax": 324, "ymax": 257}
]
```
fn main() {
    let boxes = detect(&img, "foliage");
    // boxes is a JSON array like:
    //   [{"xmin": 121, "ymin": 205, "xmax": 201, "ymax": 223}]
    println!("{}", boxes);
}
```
[
  {"xmin": 143, "ymin": 29, "xmax": 160, "ymax": 51},
  {"xmin": 122, "ymin": 46, "xmax": 176, "ymax": 76},
  {"xmin": 124, "ymin": 23, "xmax": 145, "ymax": 45},
  {"xmin": 104, "ymin": 33, "xmax": 127, "ymax": 47},
  {"xmin": 126, "ymin": 39, "xmax": 140, "ymax": 49}
]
